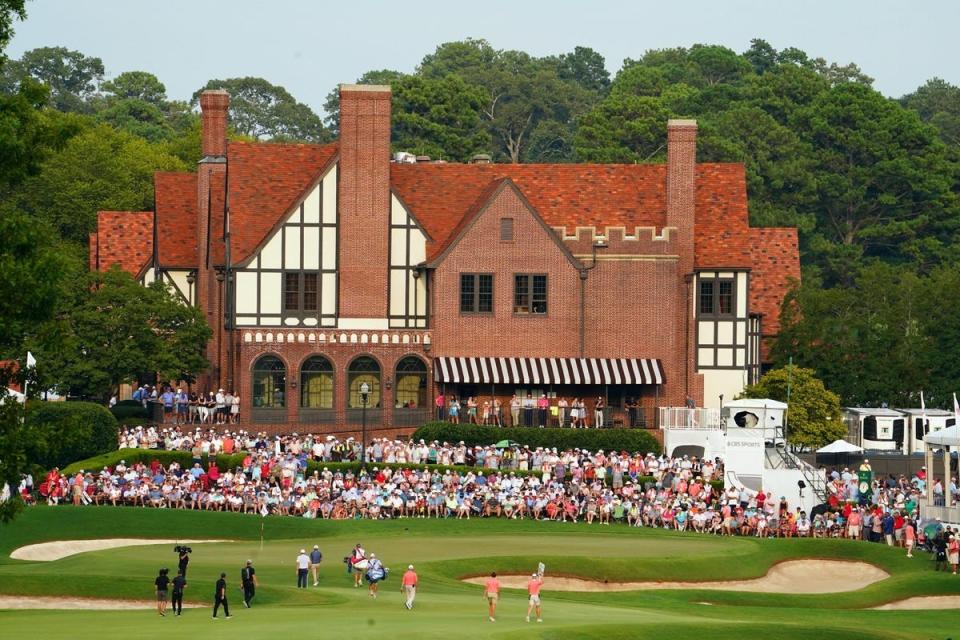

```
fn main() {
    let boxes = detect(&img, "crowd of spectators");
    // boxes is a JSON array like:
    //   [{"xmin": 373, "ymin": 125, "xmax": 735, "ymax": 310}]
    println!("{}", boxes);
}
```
[{"xmin": 15, "ymin": 425, "xmax": 954, "ymax": 558}]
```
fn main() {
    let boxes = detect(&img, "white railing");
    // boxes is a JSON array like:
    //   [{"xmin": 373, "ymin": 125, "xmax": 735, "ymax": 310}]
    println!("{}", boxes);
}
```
[{"xmin": 658, "ymin": 407, "xmax": 723, "ymax": 431}]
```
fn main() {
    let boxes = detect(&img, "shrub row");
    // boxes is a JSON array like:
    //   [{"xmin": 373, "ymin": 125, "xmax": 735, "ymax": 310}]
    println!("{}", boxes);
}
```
[
  {"xmin": 26, "ymin": 401, "xmax": 119, "ymax": 470},
  {"xmin": 411, "ymin": 422, "xmax": 662, "ymax": 455}
]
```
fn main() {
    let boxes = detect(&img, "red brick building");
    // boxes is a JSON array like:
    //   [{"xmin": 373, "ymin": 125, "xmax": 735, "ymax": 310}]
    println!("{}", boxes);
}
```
[{"xmin": 90, "ymin": 85, "xmax": 799, "ymax": 436}]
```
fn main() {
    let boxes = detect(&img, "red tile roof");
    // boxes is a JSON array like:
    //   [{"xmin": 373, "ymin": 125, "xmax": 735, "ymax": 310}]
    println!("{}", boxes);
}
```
[
  {"xmin": 390, "ymin": 162, "xmax": 753, "ymax": 265},
  {"xmin": 155, "ymin": 172, "xmax": 197, "ymax": 268},
  {"xmin": 225, "ymin": 141, "xmax": 338, "ymax": 265},
  {"xmin": 749, "ymin": 227, "xmax": 800, "ymax": 334},
  {"xmin": 92, "ymin": 211, "xmax": 153, "ymax": 276}
]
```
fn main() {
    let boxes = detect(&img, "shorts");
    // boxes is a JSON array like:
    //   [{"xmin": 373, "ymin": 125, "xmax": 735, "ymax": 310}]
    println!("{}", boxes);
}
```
[
  {"xmin": 848, "ymin": 525, "xmax": 861, "ymax": 537},
  {"xmin": 528, "ymin": 594, "xmax": 541, "ymax": 605},
  {"xmin": 487, "ymin": 594, "xmax": 498, "ymax": 603},
  {"xmin": 164, "ymin": 406, "xmax": 173, "ymax": 413},
  {"xmin": 177, "ymin": 405, "xmax": 187, "ymax": 414},
  {"xmin": 157, "ymin": 590, "xmax": 167, "ymax": 602}
]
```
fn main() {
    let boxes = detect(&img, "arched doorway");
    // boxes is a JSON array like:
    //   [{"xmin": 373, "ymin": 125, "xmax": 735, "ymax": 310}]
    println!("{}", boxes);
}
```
[
  {"xmin": 300, "ymin": 355, "xmax": 335, "ymax": 424},
  {"xmin": 394, "ymin": 356, "xmax": 430, "ymax": 427},
  {"xmin": 252, "ymin": 355, "xmax": 286, "ymax": 423}
]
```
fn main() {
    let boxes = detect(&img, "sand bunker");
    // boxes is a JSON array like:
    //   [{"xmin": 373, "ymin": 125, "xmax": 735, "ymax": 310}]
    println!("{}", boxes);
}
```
[
  {"xmin": 871, "ymin": 595, "xmax": 960, "ymax": 610},
  {"xmin": 10, "ymin": 538, "xmax": 228, "ymax": 562},
  {"xmin": 462, "ymin": 560, "xmax": 888, "ymax": 594},
  {"xmin": 0, "ymin": 595, "xmax": 205, "ymax": 610}
]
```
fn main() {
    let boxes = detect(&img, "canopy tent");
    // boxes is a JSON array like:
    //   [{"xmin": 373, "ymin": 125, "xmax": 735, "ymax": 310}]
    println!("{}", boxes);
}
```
[
  {"xmin": 816, "ymin": 439, "xmax": 863, "ymax": 454},
  {"xmin": 923, "ymin": 424, "xmax": 960, "ymax": 447}
]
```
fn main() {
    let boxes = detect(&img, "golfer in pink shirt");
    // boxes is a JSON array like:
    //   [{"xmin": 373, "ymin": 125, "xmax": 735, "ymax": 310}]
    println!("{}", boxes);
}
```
[
  {"xmin": 483, "ymin": 572, "xmax": 500, "ymax": 621},
  {"xmin": 526, "ymin": 573, "xmax": 543, "ymax": 622}
]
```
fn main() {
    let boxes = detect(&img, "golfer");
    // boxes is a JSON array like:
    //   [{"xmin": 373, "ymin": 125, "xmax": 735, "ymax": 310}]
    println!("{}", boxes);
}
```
[
  {"xmin": 484, "ymin": 571, "xmax": 500, "ymax": 622},
  {"xmin": 525, "ymin": 573, "xmax": 543, "ymax": 623},
  {"xmin": 401, "ymin": 564, "xmax": 418, "ymax": 610},
  {"xmin": 241, "ymin": 560, "xmax": 257, "ymax": 608},
  {"xmin": 212, "ymin": 572, "xmax": 231, "ymax": 619},
  {"xmin": 366, "ymin": 553, "xmax": 385, "ymax": 598},
  {"xmin": 154, "ymin": 568, "xmax": 170, "ymax": 617},
  {"xmin": 296, "ymin": 549, "xmax": 309, "ymax": 588},
  {"xmin": 310, "ymin": 545, "xmax": 323, "ymax": 586}
]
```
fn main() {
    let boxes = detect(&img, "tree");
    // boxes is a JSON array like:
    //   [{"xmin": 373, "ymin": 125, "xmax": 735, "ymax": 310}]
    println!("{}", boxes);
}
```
[
  {"xmin": 102, "ymin": 71, "xmax": 167, "ymax": 105},
  {"xmin": 773, "ymin": 265, "xmax": 936, "ymax": 407},
  {"xmin": 4, "ymin": 123, "xmax": 186, "ymax": 245},
  {"xmin": 0, "ymin": 0, "xmax": 24, "ymax": 67},
  {"xmin": 739, "ymin": 365, "xmax": 844, "ymax": 449},
  {"xmin": 794, "ymin": 83, "xmax": 956, "ymax": 282},
  {"xmin": 1, "ymin": 46, "xmax": 104, "ymax": 112},
  {"xmin": 573, "ymin": 93, "xmax": 669, "ymax": 162},
  {"xmin": 44, "ymin": 268, "xmax": 211, "ymax": 401},
  {"xmin": 546, "ymin": 46, "xmax": 610, "ymax": 93},
  {"xmin": 420, "ymin": 40, "xmax": 595, "ymax": 162},
  {"xmin": 900, "ymin": 78, "xmax": 960, "ymax": 147},
  {"xmin": 390, "ymin": 75, "xmax": 490, "ymax": 161},
  {"xmin": 192, "ymin": 77, "xmax": 331, "ymax": 142}
]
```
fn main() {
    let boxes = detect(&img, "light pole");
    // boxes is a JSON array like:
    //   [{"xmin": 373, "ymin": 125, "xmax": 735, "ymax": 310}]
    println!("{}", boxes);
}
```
[{"xmin": 359, "ymin": 381, "xmax": 370, "ymax": 464}]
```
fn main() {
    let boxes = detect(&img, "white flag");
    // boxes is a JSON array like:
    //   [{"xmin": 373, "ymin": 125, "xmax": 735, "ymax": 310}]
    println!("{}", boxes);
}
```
[
  {"xmin": 260, "ymin": 504, "xmax": 269, "ymax": 518},
  {"xmin": 920, "ymin": 391, "xmax": 927, "ymax": 435},
  {"xmin": 954, "ymin": 393, "xmax": 960, "ymax": 419},
  {"xmin": 26, "ymin": 352, "xmax": 36, "ymax": 369}
]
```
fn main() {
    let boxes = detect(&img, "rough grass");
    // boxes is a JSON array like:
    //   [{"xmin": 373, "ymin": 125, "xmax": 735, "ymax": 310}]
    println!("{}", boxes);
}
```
[{"xmin": 0, "ymin": 507, "xmax": 957, "ymax": 639}]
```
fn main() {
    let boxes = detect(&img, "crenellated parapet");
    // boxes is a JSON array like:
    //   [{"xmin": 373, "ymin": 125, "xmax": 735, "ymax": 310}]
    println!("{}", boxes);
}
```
[{"xmin": 556, "ymin": 226, "xmax": 680, "ymax": 260}]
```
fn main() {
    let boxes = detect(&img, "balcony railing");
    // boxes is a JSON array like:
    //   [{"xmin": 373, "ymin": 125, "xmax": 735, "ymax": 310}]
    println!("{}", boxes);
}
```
[
  {"xmin": 392, "ymin": 408, "xmax": 432, "ymax": 428},
  {"xmin": 251, "ymin": 408, "xmax": 287, "ymax": 424},
  {"xmin": 345, "ymin": 408, "xmax": 383, "ymax": 425},
  {"xmin": 658, "ymin": 407, "xmax": 723, "ymax": 431},
  {"xmin": 299, "ymin": 408, "xmax": 336, "ymax": 424}
]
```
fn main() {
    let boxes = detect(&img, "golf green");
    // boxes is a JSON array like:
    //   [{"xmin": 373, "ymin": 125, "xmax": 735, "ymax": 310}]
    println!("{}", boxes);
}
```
[{"xmin": 0, "ymin": 507, "xmax": 957, "ymax": 639}]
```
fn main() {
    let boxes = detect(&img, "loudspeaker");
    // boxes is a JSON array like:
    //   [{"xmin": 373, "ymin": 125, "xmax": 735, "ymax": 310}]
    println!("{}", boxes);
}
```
[{"xmin": 797, "ymin": 480, "xmax": 807, "ymax": 489}]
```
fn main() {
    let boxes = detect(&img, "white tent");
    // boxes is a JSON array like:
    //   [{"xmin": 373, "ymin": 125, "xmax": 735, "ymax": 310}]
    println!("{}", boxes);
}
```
[
  {"xmin": 817, "ymin": 439, "xmax": 863, "ymax": 454},
  {"xmin": 924, "ymin": 424, "xmax": 960, "ymax": 447}
]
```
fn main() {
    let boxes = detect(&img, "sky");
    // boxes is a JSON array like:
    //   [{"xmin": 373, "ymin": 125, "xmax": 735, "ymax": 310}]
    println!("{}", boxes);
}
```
[{"xmin": 7, "ymin": 0, "xmax": 958, "ymax": 115}]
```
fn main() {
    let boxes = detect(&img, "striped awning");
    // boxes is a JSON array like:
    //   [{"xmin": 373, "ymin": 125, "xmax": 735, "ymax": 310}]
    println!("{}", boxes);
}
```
[{"xmin": 433, "ymin": 357, "xmax": 663, "ymax": 386}]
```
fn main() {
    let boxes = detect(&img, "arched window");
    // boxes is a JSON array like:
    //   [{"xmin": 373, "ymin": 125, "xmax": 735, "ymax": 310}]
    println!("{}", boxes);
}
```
[
  {"xmin": 395, "ymin": 356, "xmax": 427, "ymax": 409},
  {"xmin": 348, "ymin": 356, "xmax": 381, "ymax": 408},
  {"xmin": 252, "ymin": 355, "xmax": 286, "ymax": 408},
  {"xmin": 300, "ymin": 356, "xmax": 334, "ymax": 408}
]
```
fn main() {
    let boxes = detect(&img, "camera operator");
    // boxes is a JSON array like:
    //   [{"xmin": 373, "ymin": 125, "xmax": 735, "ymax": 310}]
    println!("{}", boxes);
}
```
[{"xmin": 176, "ymin": 545, "xmax": 191, "ymax": 578}]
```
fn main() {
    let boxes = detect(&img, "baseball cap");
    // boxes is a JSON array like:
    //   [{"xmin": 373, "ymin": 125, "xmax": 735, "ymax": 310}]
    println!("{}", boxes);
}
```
[{"xmin": 408, "ymin": 564, "xmax": 414, "ymax": 570}]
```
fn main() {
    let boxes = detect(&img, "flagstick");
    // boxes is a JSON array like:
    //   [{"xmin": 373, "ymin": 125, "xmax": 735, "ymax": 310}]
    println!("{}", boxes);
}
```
[{"xmin": 260, "ymin": 520, "xmax": 264, "ymax": 552}]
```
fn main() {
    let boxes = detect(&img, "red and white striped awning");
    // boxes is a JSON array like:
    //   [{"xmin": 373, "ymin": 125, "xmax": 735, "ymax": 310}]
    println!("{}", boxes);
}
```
[{"xmin": 433, "ymin": 357, "xmax": 663, "ymax": 386}]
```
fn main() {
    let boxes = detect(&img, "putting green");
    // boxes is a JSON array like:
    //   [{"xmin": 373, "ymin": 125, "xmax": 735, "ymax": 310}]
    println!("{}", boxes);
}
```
[{"xmin": 0, "ymin": 507, "xmax": 957, "ymax": 639}]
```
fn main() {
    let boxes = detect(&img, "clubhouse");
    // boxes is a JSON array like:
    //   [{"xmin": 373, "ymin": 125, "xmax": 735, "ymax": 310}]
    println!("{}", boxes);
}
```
[{"xmin": 88, "ymin": 84, "xmax": 799, "ymax": 436}]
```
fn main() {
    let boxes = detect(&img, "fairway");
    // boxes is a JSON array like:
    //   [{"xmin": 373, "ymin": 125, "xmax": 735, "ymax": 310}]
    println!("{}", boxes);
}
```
[{"xmin": 1, "ymin": 507, "xmax": 958, "ymax": 640}]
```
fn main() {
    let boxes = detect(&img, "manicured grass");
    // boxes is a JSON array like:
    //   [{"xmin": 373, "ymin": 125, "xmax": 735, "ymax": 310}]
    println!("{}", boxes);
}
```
[{"xmin": 0, "ymin": 507, "xmax": 958, "ymax": 639}]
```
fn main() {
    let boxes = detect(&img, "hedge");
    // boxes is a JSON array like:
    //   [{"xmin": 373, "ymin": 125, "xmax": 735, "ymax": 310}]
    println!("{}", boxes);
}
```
[
  {"xmin": 411, "ymin": 422, "xmax": 662, "ymax": 455},
  {"xmin": 26, "ymin": 401, "xmax": 119, "ymax": 469},
  {"xmin": 110, "ymin": 400, "xmax": 149, "ymax": 422}
]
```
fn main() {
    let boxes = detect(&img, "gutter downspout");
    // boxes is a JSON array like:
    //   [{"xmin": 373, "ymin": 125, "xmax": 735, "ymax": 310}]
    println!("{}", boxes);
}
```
[{"xmin": 579, "ymin": 269, "xmax": 587, "ymax": 357}]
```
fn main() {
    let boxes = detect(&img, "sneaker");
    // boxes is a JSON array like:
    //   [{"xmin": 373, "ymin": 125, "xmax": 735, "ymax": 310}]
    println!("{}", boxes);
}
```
[
  {"xmin": 489, "ymin": 617, "xmax": 495, "ymax": 622},
  {"xmin": 525, "ymin": 617, "xmax": 530, "ymax": 622},
  {"xmin": 212, "ymin": 617, "xmax": 217, "ymax": 620},
  {"xmin": 537, "ymin": 618, "xmax": 543, "ymax": 623},
  {"xmin": 314, "ymin": 582, "xmax": 319, "ymax": 586},
  {"xmin": 244, "ymin": 601, "xmax": 250, "ymax": 608},
  {"xmin": 225, "ymin": 616, "xmax": 233, "ymax": 619}
]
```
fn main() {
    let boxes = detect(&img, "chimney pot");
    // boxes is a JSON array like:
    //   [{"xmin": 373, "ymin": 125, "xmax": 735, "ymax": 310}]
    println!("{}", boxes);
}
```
[
  {"xmin": 415, "ymin": 155, "xmax": 432, "ymax": 163},
  {"xmin": 470, "ymin": 153, "xmax": 492, "ymax": 164}
]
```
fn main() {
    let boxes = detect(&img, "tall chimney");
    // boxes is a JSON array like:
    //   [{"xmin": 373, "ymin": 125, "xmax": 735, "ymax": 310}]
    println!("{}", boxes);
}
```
[
  {"xmin": 666, "ymin": 119, "xmax": 697, "ymax": 274},
  {"xmin": 338, "ymin": 84, "xmax": 392, "ymax": 320},
  {"xmin": 200, "ymin": 90, "xmax": 230, "ymax": 158}
]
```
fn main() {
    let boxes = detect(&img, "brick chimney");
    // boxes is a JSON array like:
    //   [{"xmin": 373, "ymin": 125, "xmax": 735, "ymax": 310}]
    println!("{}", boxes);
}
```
[
  {"xmin": 338, "ymin": 84, "xmax": 392, "ymax": 320},
  {"xmin": 200, "ymin": 90, "xmax": 230, "ymax": 159},
  {"xmin": 666, "ymin": 119, "xmax": 697, "ymax": 274},
  {"xmin": 197, "ymin": 90, "xmax": 230, "ymax": 388}
]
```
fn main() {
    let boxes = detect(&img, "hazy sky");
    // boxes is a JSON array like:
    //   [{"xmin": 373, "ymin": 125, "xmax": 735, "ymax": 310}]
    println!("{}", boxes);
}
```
[{"xmin": 7, "ymin": 0, "xmax": 957, "ymax": 114}]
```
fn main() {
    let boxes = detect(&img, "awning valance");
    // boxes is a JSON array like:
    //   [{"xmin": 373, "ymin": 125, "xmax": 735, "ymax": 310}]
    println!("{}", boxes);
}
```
[{"xmin": 433, "ymin": 357, "xmax": 663, "ymax": 386}]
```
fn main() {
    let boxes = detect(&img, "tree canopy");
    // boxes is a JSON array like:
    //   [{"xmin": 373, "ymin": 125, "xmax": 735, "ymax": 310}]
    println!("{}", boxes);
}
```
[{"xmin": 739, "ymin": 365, "xmax": 845, "ymax": 449}]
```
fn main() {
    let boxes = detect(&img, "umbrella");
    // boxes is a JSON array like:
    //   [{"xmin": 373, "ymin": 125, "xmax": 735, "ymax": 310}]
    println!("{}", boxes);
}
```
[
  {"xmin": 816, "ymin": 440, "xmax": 863, "ymax": 454},
  {"xmin": 494, "ymin": 439, "xmax": 519, "ymax": 449}
]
